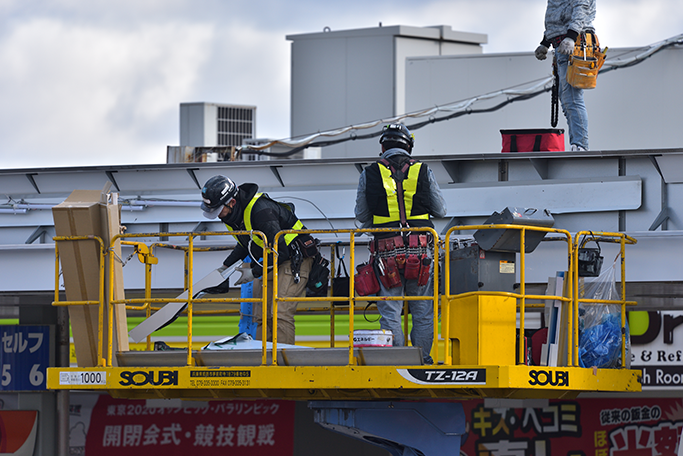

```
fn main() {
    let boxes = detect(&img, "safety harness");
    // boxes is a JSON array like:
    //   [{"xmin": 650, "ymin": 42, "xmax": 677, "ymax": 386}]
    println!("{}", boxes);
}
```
[{"xmin": 373, "ymin": 158, "xmax": 429, "ymax": 227}]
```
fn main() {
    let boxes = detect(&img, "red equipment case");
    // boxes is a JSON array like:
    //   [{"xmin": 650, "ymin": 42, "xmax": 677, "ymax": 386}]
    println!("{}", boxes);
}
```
[{"xmin": 501, "ymin": 128, "xmax": 564, "ymax": 152}]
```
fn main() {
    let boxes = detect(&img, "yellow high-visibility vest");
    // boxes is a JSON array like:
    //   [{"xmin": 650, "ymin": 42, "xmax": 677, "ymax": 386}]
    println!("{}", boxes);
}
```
[
  {"xmin": 372, "ymin": 162, "xmax": 429, "ymax": 226},
  {"xmin": 225, "ymin": 193, "xmax": 303, "ymax": 248}
]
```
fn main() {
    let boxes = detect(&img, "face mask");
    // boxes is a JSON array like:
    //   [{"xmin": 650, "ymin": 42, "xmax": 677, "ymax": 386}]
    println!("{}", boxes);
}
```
[{"xmin": 220, "ymin": 198, "xmax": 243, "ymax": 226}]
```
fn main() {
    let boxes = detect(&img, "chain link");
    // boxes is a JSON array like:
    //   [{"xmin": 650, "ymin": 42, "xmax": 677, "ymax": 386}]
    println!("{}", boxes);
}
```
[{"xmin": 109, "ymin": 247, "xmax": 136, "ymax": 267}]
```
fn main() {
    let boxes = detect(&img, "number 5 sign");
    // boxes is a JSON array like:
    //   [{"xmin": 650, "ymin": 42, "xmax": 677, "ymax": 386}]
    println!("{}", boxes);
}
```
[{"xmin": 0, "ymin": 326, "xmax": 51, "ymax": 391}]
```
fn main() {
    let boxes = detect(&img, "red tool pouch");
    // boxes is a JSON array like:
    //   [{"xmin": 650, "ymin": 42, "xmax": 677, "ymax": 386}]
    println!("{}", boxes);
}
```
[
  {"xmin": 417, "ymin": 256, "xmax": 431, "ymax": 286},
  {"xmin": 355, "ymin": 262, "xmax": 380, "ymax": 296},
  {"xmin": 378, "ymin": 257, "xmax": 402, "ymax": 289},
  {"xmin": 408, "ymin": 234, "xmax": 419, "ymax": 249},
  {"xmin": 404, "ymin": 255, "xmax": 420, "ymax": 280}
]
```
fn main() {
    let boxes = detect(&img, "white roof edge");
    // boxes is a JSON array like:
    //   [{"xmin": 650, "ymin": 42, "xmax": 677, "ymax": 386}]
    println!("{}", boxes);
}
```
[{"xmin": 287, "ymin": 24, "xmax": 487, "ymax": 45}]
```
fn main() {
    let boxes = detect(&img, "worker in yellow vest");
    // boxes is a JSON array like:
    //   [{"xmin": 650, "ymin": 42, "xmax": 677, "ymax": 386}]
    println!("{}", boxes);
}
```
[
  {"xmin": 354, "ymin": 123, "xmax": 447, "ymax": 364},
  {"xmin": 201, "ymin": 175, "xmax": 317, "ymax": 345}
]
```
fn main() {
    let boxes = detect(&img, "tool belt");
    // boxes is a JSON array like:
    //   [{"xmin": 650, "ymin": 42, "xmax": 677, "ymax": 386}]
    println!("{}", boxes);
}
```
[
  {"xmin": 367, "ymin": 233, "xmax": 433, "ymax": 290},
  {"xmin": 566, "ymin": 31, "xmax": 606, "ymax": 89},
  {"xmin": 289, "ymin": 234, "xmax": 320, "ymax": 284}
]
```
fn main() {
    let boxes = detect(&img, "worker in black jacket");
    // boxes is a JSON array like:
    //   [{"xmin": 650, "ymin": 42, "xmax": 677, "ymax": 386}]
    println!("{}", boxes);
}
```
[{"xmin": 201, "ymin": 175, "xmax": 314, "ymax": 345}]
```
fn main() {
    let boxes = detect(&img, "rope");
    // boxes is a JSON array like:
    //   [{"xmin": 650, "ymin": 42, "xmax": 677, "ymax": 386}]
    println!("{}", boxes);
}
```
[{"xmin": 551, "ymin": 56, "xmax": 559, "ymax": 128}]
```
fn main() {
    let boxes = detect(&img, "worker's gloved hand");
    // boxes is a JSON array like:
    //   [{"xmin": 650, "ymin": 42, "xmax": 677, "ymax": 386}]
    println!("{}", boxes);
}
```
[
  {"xmin": 535, "ymin": 45, "xmax": 549, "ymax": 60},
  {"xmin": 557, "ymin": 37, "xmax": 575, "ymax": 55},
  {"xmin": 251, "ymin": 263, "xmax": 264, "ymax": 279},
  {"xmin": 217, "ymin": 264, "xmax": 228, "ymax": 273},
  {"xmin": 235, "ymin": 263, "xmax": 256, "ymax": 285},
  {"xmin": 202, "ymin": 278, "xmax": 230, "ymax": 294}
]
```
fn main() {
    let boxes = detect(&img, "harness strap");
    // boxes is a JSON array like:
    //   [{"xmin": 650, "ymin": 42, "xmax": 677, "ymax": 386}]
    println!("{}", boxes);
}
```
[{"xmin": 380, "ymin": 158, "xmax": 414, "ymax": 227}]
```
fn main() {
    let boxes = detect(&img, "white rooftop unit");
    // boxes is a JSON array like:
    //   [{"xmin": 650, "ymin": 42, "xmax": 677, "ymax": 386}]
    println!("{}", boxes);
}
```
[
  {"xmin": 179, "ymin": 102, "xmax": 256, "ymax": 148},
  {"xmin": 287, "ymin": 25, "xmax": 487, "ymax": 159}
]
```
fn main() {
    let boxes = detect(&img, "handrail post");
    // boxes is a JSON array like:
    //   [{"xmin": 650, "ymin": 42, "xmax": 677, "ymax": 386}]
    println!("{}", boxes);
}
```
[
  {"xmin": 186, "ymin": 234, "xmax": 194, "ymax": 367},
  {"xmin": 54, "ymin": 243, "xmax": 61, "ymax": 305},
  {"xmin": 349, "ymin": 233, "xmax": 356, "ymax": 364},
  {"xmin": 620, "ymin": 235, "xmax": 627, "ymax": 367},
  {"xmin": 518, "ymin": 228, "xmax": 526, "ymax": 365},
  {"xmin": 330, "ymin": 244, "xmax": 336, "ymax": 348},
  {"xmin": 431, "ymin": 229, "xmax": 440, "ymax": 365},
  {"xmin": 270, "ymin": 233, "xmax": 278, "ymax": 365},
  {"xmin": 443, "ymin": 228, "xmax": 452, "ymax": 365}
]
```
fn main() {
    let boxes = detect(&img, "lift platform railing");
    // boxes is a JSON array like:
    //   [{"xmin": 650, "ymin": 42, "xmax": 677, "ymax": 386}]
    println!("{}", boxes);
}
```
[
  {"xmin": 443, "ymin": 224, "xmax": 574, "ymax": 366},
  {"xmin": 120, "ymin": 241, "xmax": 245, "ymax": 352},
  {"xmin": 52, "ymin": 235, "xmax": 106, "ymax": 366},
  {"xmin": 107, "ymin": 230, "xmax": 269, "ymax": 367},
  {"xmin": 572, "ymin": 231, "xmax": 638, "ymax": 367},
  {"xmin": 58, "ymin": 226, "xmax": 636, "ymax": 371},
  {"xmin": 273, "ymin": 227, "xmax": 441, "ymax": 365}
]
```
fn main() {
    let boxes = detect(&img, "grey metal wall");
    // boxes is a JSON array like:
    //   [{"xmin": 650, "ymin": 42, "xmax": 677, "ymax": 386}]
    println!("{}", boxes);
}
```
[{"xmin": 287, "ymin": 25, "xmax": 486, "ymax": 158}]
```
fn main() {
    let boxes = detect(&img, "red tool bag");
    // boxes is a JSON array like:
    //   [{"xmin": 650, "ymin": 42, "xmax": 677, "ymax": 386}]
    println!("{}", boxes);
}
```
[{"xmin": 500, "ymin": 129, "xmax": 564, "ymax": 152}]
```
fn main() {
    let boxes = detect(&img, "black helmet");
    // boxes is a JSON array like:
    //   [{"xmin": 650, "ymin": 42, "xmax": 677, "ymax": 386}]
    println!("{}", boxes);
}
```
[
  {"xmin": 200, "ymin": 175, "xmax": 238, "ymax": 219},
  {"xmin": 379, "ymin": 123, "xmax": 414, "ymax": 153}
]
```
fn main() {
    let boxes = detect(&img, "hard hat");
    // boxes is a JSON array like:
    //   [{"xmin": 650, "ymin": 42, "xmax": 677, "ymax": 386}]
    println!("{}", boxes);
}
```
[
  {"xmin": 379, "ymin": 123, "xmax": 414, "ymax": 152},
  {"xmin": 200, "ymin": 175, "xmax": 238, "ymax": 219}
]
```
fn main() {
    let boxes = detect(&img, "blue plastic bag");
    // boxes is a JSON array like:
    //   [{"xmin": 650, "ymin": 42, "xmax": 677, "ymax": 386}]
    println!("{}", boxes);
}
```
[{"xmin": 578, "ymin": 259, "xmax": 630, "ymax": 368}]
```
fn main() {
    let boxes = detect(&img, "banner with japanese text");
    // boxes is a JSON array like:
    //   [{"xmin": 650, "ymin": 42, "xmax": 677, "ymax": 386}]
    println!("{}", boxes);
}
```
[
  {"xmin": 71, "ymin": 394, "xmax": 295, "ymax": 455},
  {"xmin": 460, "ymin": 397, "xmax": 683, "ymax": 456}
]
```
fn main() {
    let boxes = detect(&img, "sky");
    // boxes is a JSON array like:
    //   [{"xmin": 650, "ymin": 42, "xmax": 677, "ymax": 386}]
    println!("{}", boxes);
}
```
[{"xmin": 1, "ymin": 0, "xmax": 681, "ymax": 169}]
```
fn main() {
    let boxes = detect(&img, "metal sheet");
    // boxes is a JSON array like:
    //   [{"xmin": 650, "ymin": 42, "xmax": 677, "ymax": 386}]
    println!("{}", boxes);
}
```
[
  {"xmin": 442, "ymin": 176, "xmax": 642, "ymax": 217},
  {"xmin": 116, "ymin": 350, "xmax": 194, "ymax": 367},
  {"xmin": 128, "ymin": 268, "xmax": 227, "ymax": 343}
]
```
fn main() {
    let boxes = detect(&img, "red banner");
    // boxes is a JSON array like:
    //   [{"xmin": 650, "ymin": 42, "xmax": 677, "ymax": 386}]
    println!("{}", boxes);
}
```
[
  {"xmin": 84, "ymin": 396, "xmax": 294, "ymax": 455},
  {"xmin": 460, "ymin": 397, "xmax": 683, "ymax": 456}
]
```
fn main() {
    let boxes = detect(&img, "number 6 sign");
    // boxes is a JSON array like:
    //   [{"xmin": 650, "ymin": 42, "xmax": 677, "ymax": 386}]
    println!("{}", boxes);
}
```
[{"xmin": 0, "ymin": 326, "xmax": 51, "ymax": 391}]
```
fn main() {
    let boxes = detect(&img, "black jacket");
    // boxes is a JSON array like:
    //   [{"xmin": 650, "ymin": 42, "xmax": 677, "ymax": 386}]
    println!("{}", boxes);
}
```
[{"xmin": 221, "ymin": 183, "xmax": 303, "ymax": 268}]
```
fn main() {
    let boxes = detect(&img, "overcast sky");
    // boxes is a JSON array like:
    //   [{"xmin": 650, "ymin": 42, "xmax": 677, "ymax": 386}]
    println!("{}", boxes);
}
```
[{"xmin": 1, "ymin": 0, "xmax": 681, "ymax": 169}]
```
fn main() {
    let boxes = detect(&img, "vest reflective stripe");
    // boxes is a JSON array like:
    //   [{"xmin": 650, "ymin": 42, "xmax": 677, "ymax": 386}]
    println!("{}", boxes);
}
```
[
  {"xmin": 373, "ymin": 162, "xmax": 430, "ymax": 225},
  {"xmin": 225, "ymin": 193, "xmax": 303, "ymax": 248}
]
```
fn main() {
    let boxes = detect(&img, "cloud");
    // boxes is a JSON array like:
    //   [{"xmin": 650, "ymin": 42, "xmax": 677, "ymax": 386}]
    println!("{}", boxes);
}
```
[
  {"xmin": 0, "ymin": 17, "xmax": 214, "ymax": 167},
  {"xmin": 0, "ymin": 0, "xmax": 681, "ymax": 169}
]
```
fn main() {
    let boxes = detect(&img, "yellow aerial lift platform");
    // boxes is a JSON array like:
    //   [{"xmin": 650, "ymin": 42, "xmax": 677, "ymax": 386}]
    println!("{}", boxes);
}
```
[{"xmin": 46, "ymin": 224, "xmax": 641, "ymax": 401}]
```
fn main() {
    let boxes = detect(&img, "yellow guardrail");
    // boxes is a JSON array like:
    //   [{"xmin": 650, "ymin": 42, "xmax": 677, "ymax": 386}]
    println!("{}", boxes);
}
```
[
  {"xmin": 53, "ymin": 225, "xmax": 637, "ymax": 371},
  {"xmin": 443, "ymin": 225, "xmax": 574, "ymax": 366},
  {"xmin": 572, "ymin": 231, "xmax": 637, "ymax": 367},
  {"xmin": 273, "ymin": 227, "xmax": 440, "ymax": 365},
  {"xmin": 108, "ymin": 231, "xmax": 269, "ymax": 367},
  {"xmin": 52, "ymin": 235, "xmax": 106, "ymax": 366}
]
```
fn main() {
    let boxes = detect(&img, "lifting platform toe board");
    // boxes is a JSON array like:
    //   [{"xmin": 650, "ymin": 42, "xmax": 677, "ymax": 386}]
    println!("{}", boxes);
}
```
[{"xmin": 114, "ymin": 346, "xmax": 424, "ymax": 367}]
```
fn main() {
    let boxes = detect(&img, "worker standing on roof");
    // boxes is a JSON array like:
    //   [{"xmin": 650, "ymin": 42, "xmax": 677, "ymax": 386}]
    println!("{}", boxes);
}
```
[
  {"xmin": 535, "ymin": 0, "xmax": 596, "ymax": 151},
  {"xmin": 200, "ymin": 175, "xmax": 318, "ymax": 345},
  {"xmin": 354, "ymin": 123, "xmax": 447, "ymax": 364}
]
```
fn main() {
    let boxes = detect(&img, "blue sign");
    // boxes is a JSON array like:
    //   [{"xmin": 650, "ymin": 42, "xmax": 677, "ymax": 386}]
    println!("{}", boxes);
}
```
[{"xmin": 0, "ymin": 326, "xmax": 51, "ymax": 391}]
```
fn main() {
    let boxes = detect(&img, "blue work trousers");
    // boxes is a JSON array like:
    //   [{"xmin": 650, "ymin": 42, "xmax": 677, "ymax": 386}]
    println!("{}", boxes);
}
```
[{"xmin": 375, "ymin": 267, "xmax": 435, "ymax": 364}]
